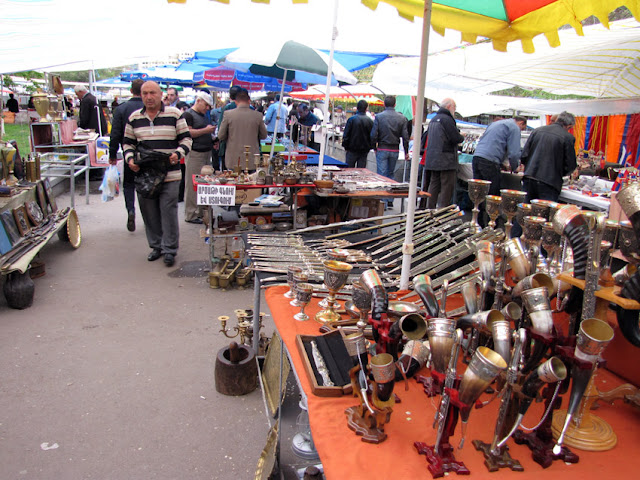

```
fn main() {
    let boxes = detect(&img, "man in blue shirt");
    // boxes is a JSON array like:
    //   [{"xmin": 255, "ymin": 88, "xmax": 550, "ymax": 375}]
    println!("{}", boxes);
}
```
[
  {"xmin": 472, "ymin": 116, "xmax": 526, "ymax": 227},
  {"xmin": 264, "ymin": 95, "xmax": 288, "ymax": 139},
  {"xmin": 472, "ymin": 116, "xmax": 527, "ymax": 195}
]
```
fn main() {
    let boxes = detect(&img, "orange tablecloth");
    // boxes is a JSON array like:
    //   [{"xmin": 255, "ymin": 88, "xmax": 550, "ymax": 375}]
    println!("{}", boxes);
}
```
[{"xmin": 265, "ymin": 286, "xmax": 640, "ymax": 480}]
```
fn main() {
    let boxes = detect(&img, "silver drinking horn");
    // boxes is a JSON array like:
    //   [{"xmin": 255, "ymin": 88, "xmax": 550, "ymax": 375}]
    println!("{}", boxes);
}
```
[
  {"xmin": 491, "ymin": 319, "xmax": 512, "ymax": 364},
  {"xmin": 503, "ymin": 237, "xmax": 531, "ymax": 281},
  {"xmin": 412, "ymin": 274, "xmax": 441, "ymax": 318},
  {"xmin": 458, "ymin": 346, "xmax": 508, "ymax": 422},
  {"xmin": 496, "ymin": 356, "xmax": 567, "ymax": 449},
  {"xmin": 456, "ymin": 309, "xmax": 504, "ymax": 331},
  {"xmin": 500, "ymin": 302, "xmax": 522, "ymax": 323},
  {"xmin": 427, "ymin": 318, "xmax": 457, "ymax": 375},
  {"xmin": 399, "ymin": 313, "xmax": 429, "ymax": 340},
  {"xmin": 360, "ymin": 269, "xmax": 388, "ymax": 320},
  {"xmin": 475, "ymin": 240, "xmax": 495, "ymax": 284},
  {"xmin": 511, "ymin": 272, "xmax": 554, "ymax": 299},
  {"xmin": 553, "ymin": 318, "xmax": 614, "ymax": 455},
  {"xmin": 520, "ymin": 286, "xmax": 553, "ymax": 335},
  {"xmin": 461, "ymin": 280, "xmax": 479, "ymax": 315}
]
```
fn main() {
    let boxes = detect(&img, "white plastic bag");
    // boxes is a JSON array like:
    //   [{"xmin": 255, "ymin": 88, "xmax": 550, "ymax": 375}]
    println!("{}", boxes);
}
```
[{"xmin": 99, "ymin": 164, "xmax": 120, "ymax": 202}]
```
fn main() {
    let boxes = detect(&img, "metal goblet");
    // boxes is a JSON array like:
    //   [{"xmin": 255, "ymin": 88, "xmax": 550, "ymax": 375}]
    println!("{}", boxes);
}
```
[
  {"xmin": 467, "ymin": 179, "xmax": 492, "ymax": 233},
  {"xmin": 485, "ymin": 195, "xmax": 502, "ymax": 229},
  {"xmin": 500, "ymin": 189, "xmax": 527, "ymax": 239},
  {"xmin": 522, "ymin": 215, "xmax": 546, "ymax": 273},
  {"xmin": 351, "ymin": 280, "xmax": 372, "ymax": 332},
  {"xmin": 285, "ymin": 265, "xmax": 303, "ymax": 299},
  {"xmin": 515, "ymin": 203, "xmax": 532, "ymax": 233},
  {"xmin": 315, "ymin": 260, "xmax": 353, "ymax": 324},
  {"xmin": 530, "ymin": 199, "xmax": 556, "ymax": 221},
  {"xmin": 290, "ymin": 272, "xmax": 309, "ymax": 307},
  {"xmin": 294, "ymin": 283, "xmax": 314, "ymax": 321},
  {"xmin": 541, "ymin": 222, "xmax": 562, "ymax": 275}
]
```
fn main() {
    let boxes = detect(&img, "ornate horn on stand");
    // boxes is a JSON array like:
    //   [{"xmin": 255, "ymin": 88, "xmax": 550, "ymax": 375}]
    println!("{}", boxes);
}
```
[
  {"xmin": 458, "ymin": 347, "xmax": 508, "ymax": 447},
  {"xmin": 496, "ymin": 356, "xmax": 567, "ymax": 450},
  {"xmin": 552, "ymin": 318, "xmax": 614, "ymax": 455}
]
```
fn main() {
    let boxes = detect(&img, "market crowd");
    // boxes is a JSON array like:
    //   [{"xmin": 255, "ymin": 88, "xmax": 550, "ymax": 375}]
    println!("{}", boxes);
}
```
[{"xmin": 101, "ymin": 81, "xmax": 576, "ymax": 266}]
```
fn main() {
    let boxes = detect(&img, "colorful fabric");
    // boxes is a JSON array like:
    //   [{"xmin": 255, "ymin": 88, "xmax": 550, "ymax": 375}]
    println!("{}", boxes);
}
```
[{"xmin": 366, "ymin": 0, "xmax": 640, "ymax": 52}]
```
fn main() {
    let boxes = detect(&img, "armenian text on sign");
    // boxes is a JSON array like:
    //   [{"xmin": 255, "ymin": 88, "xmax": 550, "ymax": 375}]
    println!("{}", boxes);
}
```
[{"xmin": 197, "ymin": 184, "xmax": 236, "ymax": 206}]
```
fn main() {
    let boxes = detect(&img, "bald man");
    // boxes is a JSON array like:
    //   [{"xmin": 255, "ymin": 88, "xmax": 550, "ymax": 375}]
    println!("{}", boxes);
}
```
[
  {"xmin": 122, "ymin": 81, "xmax": 192, "ymax": 267},
  {"xmin": 424, "ymin": 98, "xmax": 464, "ymax": 209}
]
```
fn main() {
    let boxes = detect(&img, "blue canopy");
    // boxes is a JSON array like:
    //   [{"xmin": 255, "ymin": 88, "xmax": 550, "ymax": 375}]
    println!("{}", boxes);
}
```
[{"xmin": 177, "ymin": 48, "xmax": 388, "ymax": 74}]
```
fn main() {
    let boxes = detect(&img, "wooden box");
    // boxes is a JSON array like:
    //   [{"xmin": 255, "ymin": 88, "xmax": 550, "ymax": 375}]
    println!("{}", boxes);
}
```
[{"xmin": 295, "ymin": 329, "xmax": 354, "ymax": 397}]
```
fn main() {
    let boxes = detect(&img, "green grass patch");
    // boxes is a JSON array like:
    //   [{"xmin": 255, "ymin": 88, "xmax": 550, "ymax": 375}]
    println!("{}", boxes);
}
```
[{"xmin": 2, "ymin": 123, "xmax": 31, "ymax": 155}]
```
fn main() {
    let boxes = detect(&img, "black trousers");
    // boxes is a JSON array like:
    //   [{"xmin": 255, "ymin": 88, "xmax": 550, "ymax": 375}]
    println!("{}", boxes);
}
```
[
  {"xmin": 523, "ymin": 177, "xmax": 561, "ymax": 203},
  {"xmin": 345, "ymin": 151, "xmax": 369, "ymax": 168},
  {"xmin": 123, "ymin": 161, "xmax": 136, "ymax": 214},
  {"xmin": 472, "ymin": 156, "xmax": 502, "ymax": 227}
]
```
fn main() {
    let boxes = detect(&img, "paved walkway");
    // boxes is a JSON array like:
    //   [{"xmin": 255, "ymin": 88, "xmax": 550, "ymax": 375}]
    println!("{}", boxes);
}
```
[{"xmin": 0, "ymin": 185, "xmax": 271, "ymax": 480}]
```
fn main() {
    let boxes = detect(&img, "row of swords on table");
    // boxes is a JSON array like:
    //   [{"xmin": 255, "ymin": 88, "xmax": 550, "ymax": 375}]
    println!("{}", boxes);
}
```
[{"xmin": 247, "ymin": 205, "xmax": 502, "ymax": 293}]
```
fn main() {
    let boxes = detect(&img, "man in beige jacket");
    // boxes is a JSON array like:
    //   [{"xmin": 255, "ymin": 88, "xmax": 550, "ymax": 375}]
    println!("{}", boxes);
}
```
[{"xmin": 217, "ymin": 88, "xmax": 267, "ymax": 171}]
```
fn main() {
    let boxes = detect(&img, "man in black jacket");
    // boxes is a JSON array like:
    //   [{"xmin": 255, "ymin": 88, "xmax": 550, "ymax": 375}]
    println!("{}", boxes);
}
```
[
  {"xmin": 74, "ymin": 84, "xmax": 108, "ymax": 136},
  {"xmin": 521, "ymin": 111, "xmax": 577, "ymax": 202},
  {"xmin": 424, "ymin": 98, "xmax": 464, "ymax": 209},
  {"xmin": 109, "ymin": 79, "xmax": 144, "ymax": 232},
  {"xmin": 342, "ymin": 100, "xmax": 373, "ymax": 168}
]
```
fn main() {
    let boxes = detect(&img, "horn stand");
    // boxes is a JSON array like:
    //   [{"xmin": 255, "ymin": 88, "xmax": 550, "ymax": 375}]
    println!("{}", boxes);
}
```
[{"xmin": 512, "ymin": 334, "xmax": 580, "ymax": 468}]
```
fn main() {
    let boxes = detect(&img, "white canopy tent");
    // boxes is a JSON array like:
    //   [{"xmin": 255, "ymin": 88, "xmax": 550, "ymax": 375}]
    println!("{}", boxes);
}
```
[
  {"xmin": 372, "ymin": 18, "xmax": 640, "ymax": 104},
  {"xmin": 0, "ymin": 0, "xmax": 464, "ymax": 75}
]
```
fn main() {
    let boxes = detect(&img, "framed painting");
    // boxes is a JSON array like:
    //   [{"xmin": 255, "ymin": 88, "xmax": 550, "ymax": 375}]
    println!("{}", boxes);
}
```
[
  {"xmin": 0, "ymin": 210, "xmax": 21, "ymax": 245},
  {"xmin": 36, "ymin": 180, "xmax": 49, "ymax": 215},
  {"xmin": 43, "ymin": 178, "xmax": 58, "ymax": 212},
  {"xmin": 12, "ymin": 205, "xmax": 31, "ymax": 236},
  {"xmin": 25, "ymin": 201, "xmax": 44, "ymax": 226}
]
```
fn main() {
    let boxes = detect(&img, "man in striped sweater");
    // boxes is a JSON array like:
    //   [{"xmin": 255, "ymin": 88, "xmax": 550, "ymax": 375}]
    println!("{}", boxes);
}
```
[{"xmin": 123, "ymin": 81, "xmax": 192, "ymax": 267}]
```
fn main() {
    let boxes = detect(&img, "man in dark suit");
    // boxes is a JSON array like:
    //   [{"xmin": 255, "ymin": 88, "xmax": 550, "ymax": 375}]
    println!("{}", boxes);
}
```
[
  {"xmin": 74, "ymin": 84, "xmax": 107, "ymax": 136},
  {"xmin": 109, "ymin": 79, "xmax": 144, "ymax": 232}
]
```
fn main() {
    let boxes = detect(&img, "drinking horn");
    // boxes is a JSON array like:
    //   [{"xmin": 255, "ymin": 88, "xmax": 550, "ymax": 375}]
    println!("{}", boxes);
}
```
[
  {"xmin": 360, "ymin": 269, "xmax": 388, "ymax": 320},
  {"xmin": 553, "ymin": 318, "xmax": 614, "ymax": 454},
  {"xmin": 458, "ymin": 347, "xmax": 507, "ymax": 423},
  {"xmin": 496, "ymin": 356, "xmax": 567, "ymax": 449},
  {"xmin": 412, "ymin": 274, "xmax": 440, "ymax": 318}
]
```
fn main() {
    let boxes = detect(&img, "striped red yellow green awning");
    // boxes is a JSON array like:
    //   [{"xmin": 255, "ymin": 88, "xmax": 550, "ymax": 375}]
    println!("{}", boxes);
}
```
[
  {"xmin": 183, "ymin": 1, "xmax": 640, "ymax": 53},
  {"xmin": 363, "ymin": 0, "xmax": 640, "ymax": 52}
]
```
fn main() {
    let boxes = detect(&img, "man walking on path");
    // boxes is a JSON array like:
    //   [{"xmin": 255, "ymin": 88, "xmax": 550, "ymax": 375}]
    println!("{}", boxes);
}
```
[
  {"xmin": 342, "ymin": 99, "xmax": 373, "ymax": 168},
  {"xmin": 109, "ymin": 79, "xmax": 145, "ymax": 232},
  {"xmin": 217, "ymin": 86, "xmax": 241, "ymax": 171},
  {"xmin": 182, "ymin": 92, "xmax": 215, "ymax": 224},
  {"xmin": 424, "ymin": 98, "xmax": 464, "ymax": 209},
  {"xmin": 123, "ymin": 81, "xmax": 192, "ymax": 267},
  {"xmin": 370, "ymin": 96, "xmax": 409, "ymax": 208}
]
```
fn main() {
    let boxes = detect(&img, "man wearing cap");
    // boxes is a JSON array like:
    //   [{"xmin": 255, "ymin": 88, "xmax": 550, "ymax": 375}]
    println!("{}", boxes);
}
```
[{"xmin": 182, "ymin": 92, "xmax": 215, "ymax": 224}]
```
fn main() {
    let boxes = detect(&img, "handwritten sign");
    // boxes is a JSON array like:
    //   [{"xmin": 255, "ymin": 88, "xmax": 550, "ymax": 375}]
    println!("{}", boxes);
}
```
[{"xmin": 197, "ymin": 184, "xmax": 236, "ymax": 206}]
